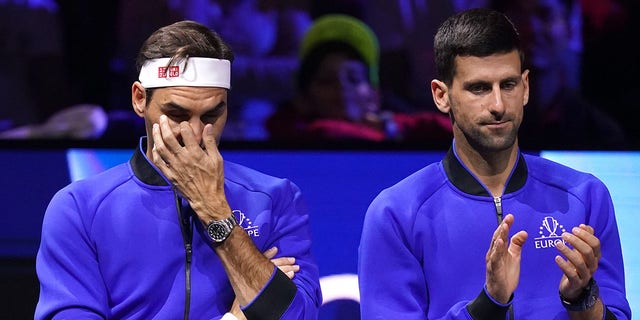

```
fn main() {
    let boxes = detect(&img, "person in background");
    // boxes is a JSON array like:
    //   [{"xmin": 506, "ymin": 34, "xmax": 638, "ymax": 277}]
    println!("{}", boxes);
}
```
[
  {"xmin": 362, "ymin": 0, "xmax": 456, "ymax": 114},
  {"xmin": 0, "ymin": 0, "xmax": 71, "ymax": 132},
  {"xmin": 167, "ymin": 0, "xmax": 313, "ymax": 140},
  {"xmin": 358, "ymin": 8, "xmax": 631, "ymax": 319},
  {"xmin": 266, "ymin": 14, "xmax": 452, "ymax": 144},
  {"xmin": 35, "ymin": 20, "xmax": 322, "ymax": 319},
  {"xmin": 491, "ymin": 0, "xmax": 628, "ymax": 150},
  {"xmin": 0, "ymin": 0, "xmax": 110, "ymax": 140}
]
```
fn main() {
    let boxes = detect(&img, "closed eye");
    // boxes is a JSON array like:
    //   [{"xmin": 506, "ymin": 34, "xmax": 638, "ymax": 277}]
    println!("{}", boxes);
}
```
[{"xmin": 201, "ymin": 102, "xmax": 226, "ymax": 123}]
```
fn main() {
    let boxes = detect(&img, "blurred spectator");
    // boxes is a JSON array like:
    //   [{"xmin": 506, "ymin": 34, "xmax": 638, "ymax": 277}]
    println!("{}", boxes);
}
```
[
  {"xmin": 580, "ymin": 0, "xmax": 640, "ymax": 147},
  {"xmin": 492, "ymin": 0, "xmax": 628, "ymax": 150},
  {"xmin": 167, "ymin": 0, "xmax": 313, "ymax": 140},
  {"xmin": 0, "ymin": 0, "xmax": 72, "ymax": 131},
  {"xmin": 0, "ymin": 104, "xmax": 108, "ymax": 140},
  {"xmin": 103, "ymin": 0, "xmax": 179, "ymax": 142},
  {"xmin": 362, "ymin": 0, "xmax": 458, "ymax": 113},
  {"xmin": 266, "ymin": 14, "xmax": 452, "ymax": 144}
]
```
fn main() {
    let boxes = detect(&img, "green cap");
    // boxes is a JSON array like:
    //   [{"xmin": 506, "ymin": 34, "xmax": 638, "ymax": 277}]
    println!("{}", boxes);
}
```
[{"xmin": 300, "ymin": 14, "xmax": 380, "ymax": 87}]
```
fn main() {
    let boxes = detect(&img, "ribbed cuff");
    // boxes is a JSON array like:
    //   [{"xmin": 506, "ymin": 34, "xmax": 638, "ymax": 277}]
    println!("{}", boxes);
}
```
[
  {"xmin": 466, "ymin": 286, "xmax": 512, "ymax": 320},
  {"xmin": 242, "ymin": 267, "xmax": 297, "ymax": 320}
]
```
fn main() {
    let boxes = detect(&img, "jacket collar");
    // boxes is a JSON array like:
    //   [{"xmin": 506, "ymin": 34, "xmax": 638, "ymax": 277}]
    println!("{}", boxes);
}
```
[
  {"xmin": 129, "ymin": 137, "xmax": 170, "ymax": 186},
  {"xmin": 442, "ymin": 147, "xmax": 527, "ymax": 196}
]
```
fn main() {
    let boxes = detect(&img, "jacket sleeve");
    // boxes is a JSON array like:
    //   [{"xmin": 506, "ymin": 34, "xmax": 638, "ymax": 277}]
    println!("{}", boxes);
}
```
[
  {"xmin": 35, "ymin": 187, "xmax": 109, "ymax": 319},
  {"xmin": 242, "ymin": 179, "xmax": 322, "ymax": 319},
  {"xmin": 585, "ymin": 178, "xmax": 632, "ymax": 319},
  {"xmin": 359, "ymin": 189, "xmax": 501, "ymax": 320}
]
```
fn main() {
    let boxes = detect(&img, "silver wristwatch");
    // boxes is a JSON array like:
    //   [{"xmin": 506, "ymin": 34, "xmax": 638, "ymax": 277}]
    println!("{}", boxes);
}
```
[{"xmin": 206, "ymin": 215, "xmax": 238, "ymax": 243}]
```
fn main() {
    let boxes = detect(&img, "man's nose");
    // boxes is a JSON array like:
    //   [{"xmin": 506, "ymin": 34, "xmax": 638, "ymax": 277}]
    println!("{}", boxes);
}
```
[{"xmin": 488, "ymin": 87, "xmax": 506, "ymax": 116}]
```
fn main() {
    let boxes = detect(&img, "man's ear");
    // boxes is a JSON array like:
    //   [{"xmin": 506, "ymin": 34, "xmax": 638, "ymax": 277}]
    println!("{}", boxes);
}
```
[
  {"xmin": 521, "ymin": 69, "xmax": 530, "ymax": 106},
  {"xmin": 132, "ymin": 82, "xmax": 146, "ymax": 117},
  {"xmin": 431, "ymin": 79, "xmax": 450, "ymax": 114}
]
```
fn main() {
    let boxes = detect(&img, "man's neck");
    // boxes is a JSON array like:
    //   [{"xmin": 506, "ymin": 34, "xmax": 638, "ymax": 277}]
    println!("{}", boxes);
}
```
[{"xmin": 454, "ymin": 142, "xmax": 519, "ymax": 197}]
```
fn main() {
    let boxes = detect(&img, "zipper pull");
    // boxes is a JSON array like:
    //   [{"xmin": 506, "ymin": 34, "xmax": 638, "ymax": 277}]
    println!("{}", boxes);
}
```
[
  {"xmin": 185, "ymin": 243, "xmax": 192, "ymax": 264},
  {"xmin": 494, "ymin": 196, "xmax": 503, "ymax": 224}
]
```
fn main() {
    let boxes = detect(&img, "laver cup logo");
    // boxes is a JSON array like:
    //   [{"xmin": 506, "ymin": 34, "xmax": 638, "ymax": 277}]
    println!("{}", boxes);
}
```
[
  {"xmin": 234, "ymin": 209, "xmax": 261, "ymax": 238},
  {"xmin": 534, "ymin": 216, "xmax": 567, "ymax": 249}
]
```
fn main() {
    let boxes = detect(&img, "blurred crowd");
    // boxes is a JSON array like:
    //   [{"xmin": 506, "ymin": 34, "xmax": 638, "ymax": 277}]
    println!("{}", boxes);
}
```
[{"xmin": 1, "ymin": 0, "xmax": 637, "ymax": 149}]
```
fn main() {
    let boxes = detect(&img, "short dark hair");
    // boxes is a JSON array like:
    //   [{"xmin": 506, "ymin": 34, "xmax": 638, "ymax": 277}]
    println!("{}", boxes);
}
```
[
  {"xmin": 433, "ymin": 8, "xmax": 524, "ymax": 85},
  {"xmin": 135, "ymin": 20, "xmax": 234, "ymax": 73}
]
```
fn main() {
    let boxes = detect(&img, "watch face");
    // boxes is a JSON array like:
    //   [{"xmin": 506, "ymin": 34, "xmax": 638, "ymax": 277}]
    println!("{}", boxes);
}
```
[{"xmin": 208, "ymin": 222, "xmax": 230, "ymax": 242}]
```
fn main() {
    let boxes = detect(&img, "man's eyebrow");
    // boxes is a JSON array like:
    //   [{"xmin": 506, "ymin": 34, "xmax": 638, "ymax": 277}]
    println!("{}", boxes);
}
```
[
  {"xmin": 160, "ymin": 101, "xmax": 187, "ymax": 112},
  {"xmin": 502, "ymin": 76, "xmax": 522, "ymax": 83},
  {"xmin": 462, "ymin": 79, "xmax": 490, "ymax": 88},
  {"xmin": 462, "ymin": 75, "xmax": 522, "ymax": 87}
]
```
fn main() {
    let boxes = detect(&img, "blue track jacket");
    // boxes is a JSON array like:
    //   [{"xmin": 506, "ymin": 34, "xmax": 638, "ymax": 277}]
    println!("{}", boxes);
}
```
[
  {"xmin": 359, "ymin": 147, "xmax": 631, "ymax": 319},
  {"xmin": 35, "ymin": 138, "xmax": 322, "ymax": 319}
]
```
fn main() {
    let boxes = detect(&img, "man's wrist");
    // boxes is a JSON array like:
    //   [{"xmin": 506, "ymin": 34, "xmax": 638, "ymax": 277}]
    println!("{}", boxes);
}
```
[{"xmin": 560, "ymin": 277, "xmax": 599, "ymax": 312}]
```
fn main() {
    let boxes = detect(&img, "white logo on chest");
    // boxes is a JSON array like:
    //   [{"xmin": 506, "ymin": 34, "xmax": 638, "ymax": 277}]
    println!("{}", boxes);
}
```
[
  {"xmin": 234, "ymin": 209, "xmax": 260, "ymax": 238},
  {"xmin": 534, "ymin": 216, "xmax": 567, "ymax": 249}
]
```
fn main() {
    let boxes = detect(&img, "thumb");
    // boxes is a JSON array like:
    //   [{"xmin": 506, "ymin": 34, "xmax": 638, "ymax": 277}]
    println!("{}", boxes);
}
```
[{"xmin": 509, "ymin": 231, "xmax": 528, "ymax": 254}]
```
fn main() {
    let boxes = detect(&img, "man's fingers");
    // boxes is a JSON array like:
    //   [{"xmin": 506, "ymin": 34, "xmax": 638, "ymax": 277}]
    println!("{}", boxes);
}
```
[
  {"xmin": 555, "ymin": 240, "xmax": 590, "ymax": 283},
  {"xmin": 271, "ymin": 257, "xmax": 296, "ymax": 267},
  {"xmin": 151, "ymin": 115, "xmax": 183, "ymax": 168},
  {"xmin": 202, "ymin": 123, "xmax": 219, "ymax": 153},
  {"xmin": 488, "ymin": 216, "xmax": 509, "ymax": 250},
  {"xmin": 151, "ymin": 123, "xmax": 171, "ymax": 169},
  {"xmin": 263, "ymin": 246, "xmax": 278, "ymax": 259},
  {"xmin": 502, "ymin": 213, "xmax": 515, "ymax": 226},
  {"xmin": 178, "ymin": 121, "xmax": 198, "ymax": 149},
  {"xmin": 158, "ymin": 115, "xmax": 182, "ymax": 150},
  {"xmin": 278, "ymin": 265, "xmax": 299, "ymax": 279},
  {"xmin": 262, "ymin": 247, "xmax": 299, "ymax": 279},
  {"xmin": 573, "ymin": 225, "xmax": 601, "ymax": 265},
  {"xmin": 276, "ymin": 264, "xmax": 300, "ymax": 273}
]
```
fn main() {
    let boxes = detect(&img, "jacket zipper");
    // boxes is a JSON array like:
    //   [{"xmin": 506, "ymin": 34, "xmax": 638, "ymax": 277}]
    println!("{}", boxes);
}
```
[
  {"xmin": 493, "ymin": 195, "xmax": 515, "ymax": 319},
  {"xmin": 493, "ymin": 196, "xmax": 503, "ymax": 224},
  {"xmin": 174, "ymin": 190, "xmax": 193, "ymax": 320}
]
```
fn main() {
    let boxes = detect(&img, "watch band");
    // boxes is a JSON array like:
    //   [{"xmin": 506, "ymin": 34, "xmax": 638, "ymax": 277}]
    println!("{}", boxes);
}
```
[{"xmin": 560, "ymin": 278, "xmax": 599, "ymax": 312}]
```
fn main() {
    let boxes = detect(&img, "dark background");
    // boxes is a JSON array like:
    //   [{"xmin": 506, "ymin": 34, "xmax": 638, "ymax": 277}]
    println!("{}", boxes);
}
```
[{"xmin": 1, "ymin": 0, "xmax": 639, "ymax": 148}]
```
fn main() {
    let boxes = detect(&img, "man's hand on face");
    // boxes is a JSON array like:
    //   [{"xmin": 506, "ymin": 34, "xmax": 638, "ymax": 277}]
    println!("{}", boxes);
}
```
[{"xmin": 151, "ymin": 114, "xmax": 230, "ymax": 222}]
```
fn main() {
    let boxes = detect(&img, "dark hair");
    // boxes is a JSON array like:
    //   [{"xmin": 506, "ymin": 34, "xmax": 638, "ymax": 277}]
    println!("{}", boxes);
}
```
[
  {"xmin": 433, "ymin": 8, "xmax": 524, "ymax": 85},
  {"xmin": 135, "ymin": 20, "xmax": 235, "ymax": 101},
  {"xmin": 135, "ymin": 20, "xmax": 234, "ymax": 72},
  {"xmin": 296, "ymin": 40, "xmax": 367, "ymax": 92}
]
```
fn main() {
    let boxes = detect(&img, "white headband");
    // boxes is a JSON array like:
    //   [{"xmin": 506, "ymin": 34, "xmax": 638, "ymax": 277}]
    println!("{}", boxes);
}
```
[{"xmin": 138, "ymin": 57, "xmax": 231, "ymax": 89}]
